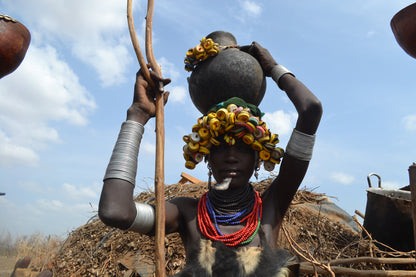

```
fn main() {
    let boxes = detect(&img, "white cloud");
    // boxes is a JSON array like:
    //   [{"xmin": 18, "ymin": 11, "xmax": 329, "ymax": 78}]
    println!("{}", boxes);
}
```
[
  {"xmin": 37, "ymin": 199, "xmax": 64, "ymax": 212},
  {"xmin": 159, "ymin": 57, "xmax": 181, "ymax": 82},
  {"xmin": 0, "ymin": 45, "xmax": 96, "ymax": 167},
  {"xmin": 262, "ymin": 110, "xmax": 297, "ymax": 137},
  {"xmin": 4, "ymin": 0, "xmax": 134, "ymax": 86},
  {"xmin": 0, "ymin": 131, "xmax": 39, "ymax": 167},
  {"xmin": 74, "ymin": 42, "xmax": 131, "ymax": 87},
  {"xmin": 402, "ymin": 114, "xmax": 416, "ymax": 131},
  {"xmin": 0, "ymin": 195, "xmax": 14, "ymax": 208},
  {"xmin": 142, "ymin": 141, "xmax": 156, "ymax": 155},
  {"xmin": 0, "ymin": 196, "xmax": 97, "ymax": 236},
  {"xmin": 0, "ymin": 45, "xmax": 96, "ymax": 125},
  {"xmin": 17, "ymin": 181, "xmax": 43, "ymax": 192},
  {"xmin": 330, "ymin": 172, "xmax": 355, "ymax": 185},
  {"xmin": 62, "ymin": 183, "xmax": 99, "ymax": 200},
  {"xmin": 170, "ymin": 86, "xmax": 187, "ymax": 103},
  {"xmin": 154, "ymin": 57, "xmax": 186, "ymax": 102},
  {"xmin": 240, "ymin": 0, "xmax": 262, "ymax": 17}
]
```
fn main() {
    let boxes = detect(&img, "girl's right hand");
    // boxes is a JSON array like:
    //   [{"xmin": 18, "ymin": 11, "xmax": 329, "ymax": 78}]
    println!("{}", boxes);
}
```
[{"xmin": 127, "ymin": 68, "xmax": 171, "ymax": 124}]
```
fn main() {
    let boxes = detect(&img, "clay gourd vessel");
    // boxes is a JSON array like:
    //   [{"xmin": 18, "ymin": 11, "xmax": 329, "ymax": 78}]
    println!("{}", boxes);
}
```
[
  {"xmin": 391, "ymin": 3, "xmax": 416, "ymax": 59},
  {"xmin": 188, "ymin": 31, "xmax": 266, "ymax": 114},
  {"xmin": 0, "ymin": 14, "xmax": 31, "ymax": 79}
]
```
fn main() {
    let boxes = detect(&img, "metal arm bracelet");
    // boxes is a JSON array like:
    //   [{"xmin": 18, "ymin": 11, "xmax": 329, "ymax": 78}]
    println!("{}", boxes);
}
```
[
  {"xmin": 285, "ymin": 128, "xmax": 316, "ymax": 161},
  {"xmin": 103, "ymin": 120, "xmax": 144, "ymax": 186}
]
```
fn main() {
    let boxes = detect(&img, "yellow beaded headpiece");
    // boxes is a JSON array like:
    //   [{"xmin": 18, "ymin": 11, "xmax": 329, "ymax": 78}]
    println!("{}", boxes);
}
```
[
  {"xmin": 183, "ymin": 97, "xmax": 284, "ymax": 171},
  {"xmin": 184, "ymin": 37, "xmax": 221, "ymax": 72}
]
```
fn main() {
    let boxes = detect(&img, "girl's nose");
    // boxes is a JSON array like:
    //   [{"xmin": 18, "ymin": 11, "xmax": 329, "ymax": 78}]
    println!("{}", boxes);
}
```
[{"xmin": 223, "ymin": 146, "xmax": 239, "ymax": 162}]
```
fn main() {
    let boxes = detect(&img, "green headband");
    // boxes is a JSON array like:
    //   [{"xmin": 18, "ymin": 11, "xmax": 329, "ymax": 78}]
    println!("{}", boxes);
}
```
[
  {"xmin": 207, "ymin": 97, "xmax": 264, "ymax": 118},
  {"xmin": 183, "ymin": 97, "xmax": 284, "ymax": 172}
]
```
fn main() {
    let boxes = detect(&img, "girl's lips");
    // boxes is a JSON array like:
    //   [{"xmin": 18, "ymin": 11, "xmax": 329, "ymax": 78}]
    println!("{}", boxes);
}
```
[{"xmin": 223, "ymin": 170, "xmax": 239, "ymax": 177}]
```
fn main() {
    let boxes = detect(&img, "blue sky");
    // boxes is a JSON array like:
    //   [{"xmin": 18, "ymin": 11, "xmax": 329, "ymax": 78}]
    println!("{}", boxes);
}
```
[{"xmin": 1, "ymin": 0, "xmax": 416, "ymax": 238}]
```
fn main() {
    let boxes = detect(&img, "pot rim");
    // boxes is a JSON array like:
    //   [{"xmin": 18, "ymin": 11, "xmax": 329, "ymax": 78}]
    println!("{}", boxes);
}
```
[{"xmin": 366, "ymin": 187, "xmax": 411, "ymax": 201}]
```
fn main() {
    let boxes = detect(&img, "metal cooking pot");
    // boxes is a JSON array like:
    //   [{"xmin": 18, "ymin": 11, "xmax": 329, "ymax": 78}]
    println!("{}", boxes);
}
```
[
  {"xmin": 363, "ymin": 173, "xmax": 413, "ymax": 251},
  {"xmin": 188, "ymin": 31, "xmax": 266, "ymax": 114}
]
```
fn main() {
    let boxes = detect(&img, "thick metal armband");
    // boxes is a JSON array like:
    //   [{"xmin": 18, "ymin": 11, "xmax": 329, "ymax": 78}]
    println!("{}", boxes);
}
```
[
  {"xmin": 103, "ymin": 120, "xmax": 144, "ymax": 186},
  {"xmin": 270, "ymin": 64, "xmax": 295, "ymax": 86},
  {"xmin": 128, "ymin": 202, "xmax": 155, "ymax": 234},
  {"xmin": 285, "ymin": 129, "xmax": 315, "ymax": 161}
]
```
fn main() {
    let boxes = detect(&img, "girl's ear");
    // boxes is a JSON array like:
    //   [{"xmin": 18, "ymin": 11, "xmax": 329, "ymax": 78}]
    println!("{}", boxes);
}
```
[
  {"xmin": 254, "ymin": 151, "xmax": 260, "ymax": 170},
  {"xmin": 257, "ymin": 159, "xmax": 262, "ymax": 170}
]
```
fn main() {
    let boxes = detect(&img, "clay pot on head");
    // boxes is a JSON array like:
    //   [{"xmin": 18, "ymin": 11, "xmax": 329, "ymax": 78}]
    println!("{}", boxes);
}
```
[
  {"xmin": 0, "ymin": 14, "xmax": 31, "ymax": 79},
  {"xmin": 188, "ymin": 31, "xmax": 266, "ymax": 114},
  {"xmin": 391, "ymin": 3, "xmax": 416, "ymax": 59}
]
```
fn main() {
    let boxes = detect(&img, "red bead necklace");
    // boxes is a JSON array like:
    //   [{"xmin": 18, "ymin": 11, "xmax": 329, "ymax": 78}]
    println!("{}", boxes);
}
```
[{"xmin": 197, "ymin": 189, "xmax": 263, "ymax": 247}]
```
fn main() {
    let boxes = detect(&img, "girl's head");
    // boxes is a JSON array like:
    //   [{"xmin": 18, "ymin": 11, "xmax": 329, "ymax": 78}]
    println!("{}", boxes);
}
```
[{"xmin": 183, "ymin": 97, "xmax": 284, "ymax": 180}]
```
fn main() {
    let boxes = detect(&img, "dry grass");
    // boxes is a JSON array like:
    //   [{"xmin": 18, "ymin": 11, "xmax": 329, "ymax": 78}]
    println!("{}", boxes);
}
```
[
  {"xmin": 15, "ymin": 233, "xmax": 63, "ymax": 271},
  {"xmin": 0, "ymin": 232, "xmax": 18, "ymax": 256},
  {"xmin": 0, "ymin": 232, "xmax": 63, "ymax": 272}
]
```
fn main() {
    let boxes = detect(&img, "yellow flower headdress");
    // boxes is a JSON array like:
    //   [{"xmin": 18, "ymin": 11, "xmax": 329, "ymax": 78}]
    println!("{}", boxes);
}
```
[
  {"xmin": 184, "ymin": 37, "xmax": 221, "ymax": 72},
  {"xmin": 183, "ymin": 97, "xmax": 284, "ymax": 171}
]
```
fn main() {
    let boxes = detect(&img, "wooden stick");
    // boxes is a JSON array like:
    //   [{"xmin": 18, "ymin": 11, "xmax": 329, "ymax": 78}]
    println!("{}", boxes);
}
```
[
  {"xmin": 126, "ymin": 0, "xmax": 155, "ymax": 88},
  {"xmin": 282, "ymin": 226, "xmax": 335, "ymax": 277},
  {"xmin": 353, "ymin": 215, "xmax": 376, "ymax": 260},
  {"xmin": 178, "ymin": 172, "xmax": 202, "ymax": 184},
  {"xmin": 328, "ymin": 257, "xmax": 416, "ymax": 266},
  {"xmin": 300, "ymin": 262, "xmax": 416, "ymax": 276},
  {"xmin": 408, "ymin": 163, "xmax": 416, "ymax": 251},
  {"xmin": 145, "ymin": 0, "xmax": 159, "ymax": 74},
  {"xmin": 127, "ymin": 1, "xmax": 166, "ymax": 276},
  {"xmin": 144, "ymin": 1, "xmax": 166, "ymax": 277},
  {"xmin": 354, "ymin": 209, "xmax": 365, "ymax": 219}
]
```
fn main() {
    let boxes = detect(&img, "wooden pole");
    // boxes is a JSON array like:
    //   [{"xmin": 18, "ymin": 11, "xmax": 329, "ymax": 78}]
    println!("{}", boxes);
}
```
[
  {"xmin": 126, "ymin": 0, "xmax": 154, "ymax": 88},
  {"xmin": 408, "ymin": 163, "xmax": 416, "ymax": 251},
  {"xmin": 300, "ymin": 262, "xmax": 416, "ymax": 276},
  {"xmin": 145, "ymin": 1, "xmax": 166, "ymax": 276},
  {"xmin": 127, "ymin": 1, "xmax": 166, "ymax": 276}
]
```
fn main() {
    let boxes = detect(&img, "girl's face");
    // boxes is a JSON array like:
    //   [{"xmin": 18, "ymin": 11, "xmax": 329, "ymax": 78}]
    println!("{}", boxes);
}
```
[{"xmin": 208, "ymin": 140, "xmax": 257, "ymax": 189}]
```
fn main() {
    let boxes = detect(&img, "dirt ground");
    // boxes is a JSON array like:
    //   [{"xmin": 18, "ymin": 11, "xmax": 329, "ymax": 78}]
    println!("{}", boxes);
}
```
[{"xmin": 0, "ymin": 256, "xmax": 16, "ymax": 277}]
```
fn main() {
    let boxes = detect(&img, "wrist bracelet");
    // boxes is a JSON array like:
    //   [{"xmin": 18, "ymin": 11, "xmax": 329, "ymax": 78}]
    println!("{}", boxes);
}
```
[
  {"xmin": 285, "ymin": 129, "xmax": 315, "ymax": 161},
  {"xmin": 103, "ymin": 120, "xmax": 144, "ymax": 186},
  {"xmin": 128, "ymin": 202, "xmax": 155, "ymax": 234},
  {"xmin": 271, "ymin": 65, "xmax": 295, "ymax": 87}
]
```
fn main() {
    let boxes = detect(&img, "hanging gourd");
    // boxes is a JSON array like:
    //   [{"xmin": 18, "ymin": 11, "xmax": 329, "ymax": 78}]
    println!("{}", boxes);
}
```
[
  {"xmin": 0, "ymin": 14, "xmax": 31, "ymax": 79},
  {"xmin": 391, "ymin": 3, "xmax": 416, "ymax": 59}
]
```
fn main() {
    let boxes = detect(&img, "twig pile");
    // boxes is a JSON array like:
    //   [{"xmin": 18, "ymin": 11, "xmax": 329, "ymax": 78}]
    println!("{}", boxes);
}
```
[{"xmin": 41, "ymin": 178, "xmax": 415, "ymax": 276}]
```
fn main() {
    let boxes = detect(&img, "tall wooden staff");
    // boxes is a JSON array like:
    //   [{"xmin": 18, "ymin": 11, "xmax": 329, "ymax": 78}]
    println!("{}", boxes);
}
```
[{"xmin": 127, "ymin": 1, "xmax": 166, "ymax": 276}]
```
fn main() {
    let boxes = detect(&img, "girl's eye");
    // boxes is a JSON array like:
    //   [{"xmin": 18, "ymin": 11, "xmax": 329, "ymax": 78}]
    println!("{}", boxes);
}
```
[{"xmin": 236, "ymin": 145, "xmax": 252, "ymax": 152}]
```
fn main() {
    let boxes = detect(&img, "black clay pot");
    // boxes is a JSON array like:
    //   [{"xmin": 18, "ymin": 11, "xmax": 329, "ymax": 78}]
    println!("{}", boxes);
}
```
[
  {"xmin": 0, "ymin": 14, "xmax": 31, "ymax": 79},
  {"xmin": 188, "ymin": 31, "xmax": 266, "ymax": 114}
]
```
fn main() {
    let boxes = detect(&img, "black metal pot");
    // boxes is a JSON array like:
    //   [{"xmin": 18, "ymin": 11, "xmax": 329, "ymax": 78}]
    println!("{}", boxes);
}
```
[
  {"xmin": 363, "ymin": 173, "xmax": 414, "ymax": 251},
  {"xmin": 188, "ymin": 31, "xmax": 266, "ymax": 114}
]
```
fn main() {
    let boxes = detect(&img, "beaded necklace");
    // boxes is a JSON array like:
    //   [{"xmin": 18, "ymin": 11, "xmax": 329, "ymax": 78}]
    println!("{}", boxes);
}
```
[
  {"xmin": 208, "ymin": 184, "xmax": 254, "ymax": 215},
  {"xmin": 197, "ymin": 184, "xmax": 263, "ymax": 247}
]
